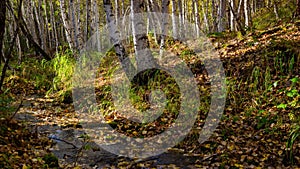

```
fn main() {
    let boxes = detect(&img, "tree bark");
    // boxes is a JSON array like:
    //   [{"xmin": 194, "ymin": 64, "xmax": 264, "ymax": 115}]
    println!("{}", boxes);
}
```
[
  {"xmin": 70, "ymin": 0, "xmax": 79, "ymax": 49},
  {"xmin": 296, "ymin": 0, "xmax": 300, "ymax": 18},
  {"xmin": 228, "ymin": 0, "xmax": 246, "ymax": 35},
  {"xmin": 273, "ymin": 0, "xmax": 279, "ymax": 20},
  {"xmin": 44, "ymin": 0, "xmax": 51, "ymax": 50},
  {"xmin": 193, "ymin": 0, "xmax": 200, "ymax": 37},
  {"xmin": 60, "ymin": 0, "xmax": 74, "ymax": 51},
  {"xmin": 115, "ymin": 0, "xmax": 119, "ymax": 27},
  {"xmin": 178, "ymin": 0, "xmax": 183, "ymax": 38},
  {"xmin": 0, "ymin": 0, "xmax": 22, "ymax": 91},
  {"xmin": 244, "ymin": 0, "xmax": 249, "ymax": 27},
  {"xmin": 202, "ymin": 0, "xmax": 210, "ymax": 32},
  {"xmin": 49, "ymin": 1, "xmax": 59, "ymax": 52},
  {"xmin": 229, "ymin": 0, "xmax": 235, "ymax": 31},
  {"xmin": 148, "ymin": 0, "xmax": 162, "ymax": 44},
  {"xmin": 85, "ymin": 0, "xmax": 91, "ymax": 41},
  {"xmin": 76, "ymin": 0, "xmax": 84, "ymax": 50},
  {"xmin": 211, "ymin": 0, "xmax": 218, "ymax": 32},
  {"xmin": 159, "ymin": 0, "xmax": 170, "ymax": 58},
  {"xmin": 104, "ymin": 0, "xmax": 136, "ymax": 79},
  {"xmin": 217, "ymin": 0, "xmax": 226, "ymax": 32},
  {"xmin": 171, "ymin": 0, "xmax": 178, "ymax": 39},
  {"xmin": 131, "ymin": 0, "xmax": 158, "ymax": 71},
  {"xmin": 6, "ymin": 0, "xmax": 51, "ymax": 60},
  {"xmin": 0, "ymin": 0, "xmax": 7, "ymax": 64}
]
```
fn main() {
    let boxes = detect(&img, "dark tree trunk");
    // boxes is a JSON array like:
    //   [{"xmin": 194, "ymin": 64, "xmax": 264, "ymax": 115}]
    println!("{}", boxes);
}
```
[
  {"xmin": 0, "ymin": 0, "xmax": 7, "ymax": 64},
  {"xmin": 296, "ymin": 0, "xmax": 300, "ymax": 18},
  {"xmin": 6, "ymin": 1, "xmax": 51, "ymax": 61}
]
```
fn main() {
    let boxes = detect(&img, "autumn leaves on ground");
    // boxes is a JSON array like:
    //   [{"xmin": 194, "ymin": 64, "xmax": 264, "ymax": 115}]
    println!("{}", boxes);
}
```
[{"xmin": 1, "ymin": 20, "xmax": 300, "ymax": 168}]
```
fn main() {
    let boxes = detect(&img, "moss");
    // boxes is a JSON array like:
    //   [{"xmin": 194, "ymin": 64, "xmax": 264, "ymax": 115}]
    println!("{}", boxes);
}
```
[{"xmin": 42, "ymin": 153, "xmax": 59, "ymax": 168}]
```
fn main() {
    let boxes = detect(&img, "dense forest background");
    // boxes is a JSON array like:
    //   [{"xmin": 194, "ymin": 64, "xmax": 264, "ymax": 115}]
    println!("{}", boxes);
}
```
[{"xmin": 0, "ymin": 0, "xmax": 300, "ymax": 168}]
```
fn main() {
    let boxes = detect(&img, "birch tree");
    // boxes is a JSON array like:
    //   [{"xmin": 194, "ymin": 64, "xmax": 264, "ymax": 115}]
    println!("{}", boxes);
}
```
[
  {"xmin": 70, "ymin": 0, "xmax": 79, "ymax": 49},
  {"xmin": 76, "ymin": 0, "xmax": 83, "ymax": 50},
  {"xmin": 178, "ymin": 0, "xmax": 184, "ymax": 38},
  {"xmin": 193, "ymin": 0, "xmax": 200, "ymax": 37},
  {"xmin": 229, "ymin": 0, "xmax": 235, "ymax": 31},
  {"xmin": 159, "ymin": 0, "xmax": 170, "ymax": 58},
  {"xmin": 38, "ymin": 0, "xmax": 47, "ymax": 51},
  {"xmin": 244, "ymin": 0, "xmax": 249, "ymax": 28},
  {"xmin": 149, "ymin": 0, "xmax": 162, "ymax": 43},
  {"xmin": 43, "ymin": 0, "xmax": 50, "ymax": 50},
  {"xmin": 273, "ymin": 0, "xmax": 279, "ymax": 20},
  {"xmin": 217, "ymin": 0, "xmax": 226, "ymax": 32},
  {"xmin": 211, "ymin": 0, "xmax": 218, "ymax": 32},
  {"xmin": 171, "ymin": 0, "xmax": 178, "ymax": 39},
  {"xmin": 104, "ymin": 0, "xmax": 136, "ymax": 78},
  {"xmin": 202, "ymin": 0, "xmax": 210, "ymax": 32},
  {"xmin": 85, "ymin": 0, "xmax": 91, "ymax": 41},
  {"xmin": 32, "ymin": 0, "xmax": 42, "ymax": 48},
  {"xmin": 60, "ymin": 0, "xmax": 74, "ymax": 51},
  {"xmin": 91, "ymin": 0, "xmax": 101, "ymax": 51},
  {"xmin": 49, "ymin": 1, "xmax": 59, "ymax": 52},
  {"xmin": 131, "ymin": 0, "xmax": 158, "ymax": 71},
  {"xmin": 115, "ymin": 0, "xmax": 119, "ymax": 27},
  {"xmin": 228, "ymin": 0, "xmax": 246, "ymax": 35}
]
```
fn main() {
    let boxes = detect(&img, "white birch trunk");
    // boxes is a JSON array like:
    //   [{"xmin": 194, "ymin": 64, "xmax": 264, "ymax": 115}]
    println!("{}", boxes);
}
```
[
  {"xmin": 38, "ymin": 0, "xmax": 47, "ymax": 51},
  {"xmin": 43, "ymin": 0, "xmax": 51, "ymax": 50},
  {"xmin": 229, "ymin": 0, "xmax": 235, "ymax": 31},
  {"xmin": 121, "ymin": 0, "xmax": 125, "ymax": 15},
  {"xmin": 193, "ymin": 0, "xmax": 200, "ymax": 37},
  {"xmin": 273, "ymin": 0, "xmax": 279, "ymax": 20},
  {"xmin": 94, "ymin": 0, "xmax": 101, "ymax": 51},
  {"xmin": 244, "ymin": 0, "xmax": 249, "ymax": 28},
  {"xmin": 131, "ymin": 0, "xmax": 158, "ymax": 71},
  {"xmin": 104, "ymin": 0, "xmax": 136, "ymax": 78},
  {"xmin": 159, "ymin": 0, "xmax": 170, "ymax": 59},
  {"xmin": 32, "ymin": 0, "xmax": 42, "ymax": 48},
  {"xmin": 182, "ymin": 0, "xmax": 187, "ymax": 31},
  {"xmin": 70, "ymin": 0, "xmax": 79, "ymax": 49},
  {"xmin": 115, "ymin": 0, "xmax": 119, "ymax": 27},
  {"xmin": 171, "ymin": 0, "xmax": 178, "ymax": 40},
  {"xmin": 59, "ymin": 0, "xmax": 74, "ymax": 51},
  {"xmin": 178, "ymin": 0, "xmax": 183, "ymax": 38},
  {"xmin": 16, "ymin": 33, "xmax": 22, "ymax": 64},
  {"xmin": 76, "ymin": 0, "xmax": 84, "ymax": 50},
  {"xmin": 202, "ymin": 0, "xmax": 209, "ymax": 32},
  {"xmin": 49, "ymin": 1, "xmax": 59, "ymax": 52},
  {"xmin": 149, "ymin": 0, "xmax": 162, "ymax": 44}
]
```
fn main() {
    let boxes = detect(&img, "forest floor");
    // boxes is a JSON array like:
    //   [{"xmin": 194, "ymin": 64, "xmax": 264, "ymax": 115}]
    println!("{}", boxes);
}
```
[{"xmin": 1, "ymin": 22, "xmax": 300, "ymax": 168}]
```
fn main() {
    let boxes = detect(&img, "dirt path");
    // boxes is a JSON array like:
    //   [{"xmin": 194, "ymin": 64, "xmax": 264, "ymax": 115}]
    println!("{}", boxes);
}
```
[{"xmin": 14, "ymin": 95, "xmax": 200, "ymax": 168}]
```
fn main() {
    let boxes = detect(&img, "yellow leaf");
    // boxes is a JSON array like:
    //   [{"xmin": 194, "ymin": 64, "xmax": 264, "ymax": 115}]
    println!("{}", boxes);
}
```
[
  {"xmin": 204, "ymin": 144, "xmax": 210, "ymax": 148},
  {"xmin": 73, "ymin": 166, "xmax": 82, "ymax": 169},
  {"xmin": 22, "ymin": 164, "xmax": 28, "ymax": 169},
  {"xmin": 228, "ymin": 143, "xmax": 235, "ymax": 151},
  {"xmin": 234, "ymin": 163, "xmax": 243, "ymax": 168}
]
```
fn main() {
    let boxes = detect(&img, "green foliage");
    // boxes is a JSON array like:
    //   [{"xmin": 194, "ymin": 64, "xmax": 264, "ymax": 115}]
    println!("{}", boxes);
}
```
[
  {"xmin": 283, "ymin": 76, "xmax": 300, "ymax": 164},
  {"xmin": 286, "ymin": 124, "xmax": 300, "ymax": 164},
  {"xmin": 42, "ymin": 153, "xmax": 59, "ymax": 168},
  {"xmin": 252, "ymin": 2, "xmax": 295, "ymax": 30},
  {"xmin": 47, "ymin": 49, "xmax": 75, "ymax": 100},
  {"xmin": 19, "ymin": 58, "xmax": 54, "ymax": 90},
  {"xmin": 0, "ymin": 92, "xmax": 14, "ymax": 118}
]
